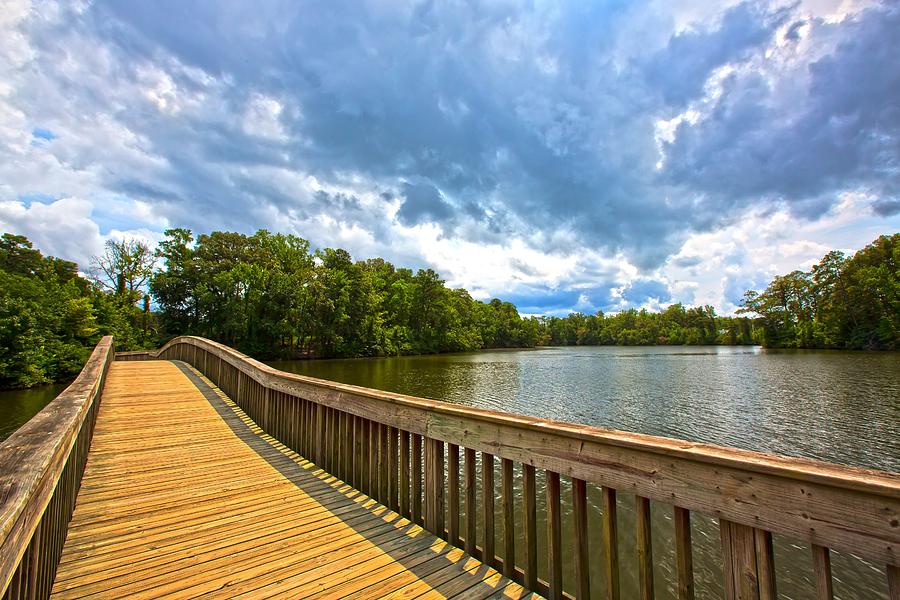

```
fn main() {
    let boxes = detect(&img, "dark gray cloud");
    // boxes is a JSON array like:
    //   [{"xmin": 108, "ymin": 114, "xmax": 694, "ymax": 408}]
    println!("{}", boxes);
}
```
[
  {"xmin": 872, "ymin": 198, "xmax": 900, "ymax": 217},
  {"xmin": 396, "ymin": 182, "xmax": 453, "ymax": 227},
  {"xmin": 642, "ymin": 2, "xmax": 790, "ymax": 107},
  {"xmin": 663, "ymin": 3, "xmax": 900, "ymax": 219}
]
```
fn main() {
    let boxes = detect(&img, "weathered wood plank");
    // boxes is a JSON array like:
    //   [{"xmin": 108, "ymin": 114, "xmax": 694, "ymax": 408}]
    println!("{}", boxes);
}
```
[
  {"xmin": 755, "ymin": 528, "xmax": 776, "ymax": 600},
  {"xmin": 503, "ymin": 458, "xmax": 516, "ymax": 579},
  {"xmin": 524, "ymin": 464, "xmax": 538, "ymax": 591},
  {"xmin": 674, "ymin": 506, "xmax": 695, "ymax": 600},
  {"xmin": 602, "ymin": 486, "xmax": 620, "ymax": 600},
  {"xmin": 483, "ymin": 452, "xmax": 496, "ymax": 568},
  {"xmin": 636, "ymin": 495, "xmax": 654, "ymax": 600},
  {"xmin": 546, "ymin": 470, "xmax": 563, "ymax": 600},
  {"xmin": 465, "ymin": 447, "xmax": 477, "ymax": 557},
  {"xmin": 401, "ymin": 430, "xmax": 411, "ymax": 519},
  {"xmin": 572, "ymin": 477, "xmax": 590, "ymax": 599},
  {"xmin": 449, "ymin": 443, "xmax": 461, "ymax": 547},
  {"xmin": 812, "ymin": 544, "xmax": 834, "ymax": 600}
]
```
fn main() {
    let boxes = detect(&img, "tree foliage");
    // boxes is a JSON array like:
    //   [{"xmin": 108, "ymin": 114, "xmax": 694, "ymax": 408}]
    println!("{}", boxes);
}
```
[
  {"xmin": 535, "ymin": 303, "xmax": 756, "ymax": 347},
  {"xmin": 739, "ymin": 234, "xmax": 898, "ymax": 349},
  {"xmin": 148, "ymin": 229, "xmax": 540, "ymax": 358},
  {"xmin": 0, "ymin": 233, "xmax": 155, "ymax": 389}
]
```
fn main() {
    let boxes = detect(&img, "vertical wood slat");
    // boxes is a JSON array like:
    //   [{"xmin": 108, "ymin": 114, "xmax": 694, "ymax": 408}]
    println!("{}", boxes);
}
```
[
  {"xmin": 674, "ymin": 506, "xmax": 695, "ymax": 600},
  {"xmin": 379, "ymin": 423, "xmax": 389, "ymax": 504},
  {"xmin": 502, "ymin": 458, "xmax": 516, "ymax": 579},
  {"xmin": 636, "ymin": 495, "xmax": 654, "ymax": 600},
  {"xmin": 448, "ymin": 443, "xmax": 460, "ymax": 547},
  {"xmin": 424, "ymin": 438, "xmax": 445, "ymax": 537},
  {"xmin": 546, "ymin": 470, "xmax": 563, "ymax": 600},
  {"xmin": 400, "ymin": 430, "xmax": 411, "ymax": 519},
  {"xmin": 755, "ymin": 529, "xmax": 776, "ymax": 600},
  {"xmin": 572, "ymin": 477, "xmax": 590, "ymax": 599},
  {"xmin": 388, "ymin": 426, "xmax": 399, "ymax": 512},
  {"xmin": 602, "ymin": 487, "xmax": 620, "ymax": 600},
  {"xmin": 887, "ymin": 565, "xmax": 900, "ymax": 600},
  {"xmin": 368, "ymin": 420, "xmax": 377, "ymax": 499},
  {"xmin": 316, "ymin": 404, "xmax": 325, "ymax": 466},
  {"xmin": 524, "ymin": 464, "xmax": 538, "ymax": 591},
  {"xmin": 812, "ymin": 545, "xmax": 834, "ymax": 600},
  {"xmin": 483, "ymin": 452, "xmax": 496, "ymax": 567},
  {"xmin": 720, "ymin": 519, "xmax": 760, "ymax": 600},
  {"xmin": 465, "ymin": 448, "xmax": 477, "ymax": 557},
  {"xmin": 412, "ymin": 434, "xmax": 423, "ymax": 526}
]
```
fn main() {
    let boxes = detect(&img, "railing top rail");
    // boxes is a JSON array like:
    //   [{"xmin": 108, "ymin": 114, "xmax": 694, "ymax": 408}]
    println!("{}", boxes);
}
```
[
  {"xmin": 158, "ymin": 335, "xmax": 900, "ymax": 497},
  {"xmin": 0, "ymin": 336, "xmax": 114, "ymax": 589}
]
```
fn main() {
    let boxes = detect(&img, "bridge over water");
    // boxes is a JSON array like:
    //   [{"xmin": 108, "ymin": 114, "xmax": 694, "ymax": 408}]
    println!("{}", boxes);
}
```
[{"xmin": 1, "ymin": 337, "xmax": 898, "ymax": 599}]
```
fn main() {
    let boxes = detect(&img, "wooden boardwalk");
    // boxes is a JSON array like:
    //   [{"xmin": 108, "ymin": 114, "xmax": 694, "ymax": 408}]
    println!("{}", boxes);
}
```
[{"xmin": 49, "ymin": 361, "xmax": 534, "ymax": 599}]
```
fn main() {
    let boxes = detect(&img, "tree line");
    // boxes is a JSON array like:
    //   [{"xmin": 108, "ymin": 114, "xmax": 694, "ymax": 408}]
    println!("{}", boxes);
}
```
[
  {"xmin": 738, "ymin": 233, "xmax": 898, "ymax": 350},
  {"xmin": 0, "ymin": 229, "xmax": 895, "ymax": 389}
]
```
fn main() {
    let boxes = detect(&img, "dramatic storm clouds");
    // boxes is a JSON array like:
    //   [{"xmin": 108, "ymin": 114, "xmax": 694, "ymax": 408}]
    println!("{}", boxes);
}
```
[{"xmin": 1, "ymin": 0, "xmax": 897, "ymax": 314}]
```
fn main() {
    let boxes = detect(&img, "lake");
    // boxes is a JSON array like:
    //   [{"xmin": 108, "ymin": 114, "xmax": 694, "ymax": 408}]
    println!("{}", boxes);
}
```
[
  {"xmin": 0, "ymin": 382, "xmax": 68, "ymax": 443},
  {"xmin": 271, "ymin": 345, "xmax": 900, "ymax": 600}
]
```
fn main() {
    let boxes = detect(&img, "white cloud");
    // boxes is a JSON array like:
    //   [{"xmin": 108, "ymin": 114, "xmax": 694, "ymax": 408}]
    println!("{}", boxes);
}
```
[{"xmin": 243, "ymin": 93, "xmax": 287, "ymax": 141}]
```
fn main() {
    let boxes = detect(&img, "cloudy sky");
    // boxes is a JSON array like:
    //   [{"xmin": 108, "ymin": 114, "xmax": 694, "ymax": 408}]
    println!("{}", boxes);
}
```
[{"xmin": 1, "ymin": 0, "xmax": 898, "ymax": 315}]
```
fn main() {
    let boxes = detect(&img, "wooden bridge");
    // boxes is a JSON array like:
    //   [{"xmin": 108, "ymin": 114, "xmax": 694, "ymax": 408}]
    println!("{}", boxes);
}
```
[{"xmin": 1, "ymin": 337, "xmax": 898, "ymax": 599}]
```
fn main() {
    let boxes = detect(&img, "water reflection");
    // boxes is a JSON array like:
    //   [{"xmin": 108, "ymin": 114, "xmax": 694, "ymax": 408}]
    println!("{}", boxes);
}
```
[
  {"xmin": 271, "ymin": 346, "xmax": 900, "ymax": 599},
  {"xmin": 0, "ymin": 382, "xmax": 68, "ymax": 442}
]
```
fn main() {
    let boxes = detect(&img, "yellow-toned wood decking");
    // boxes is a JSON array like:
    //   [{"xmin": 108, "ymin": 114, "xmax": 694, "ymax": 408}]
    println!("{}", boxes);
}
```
[{"xmin": 49, "ymin": 361, "xmax": 534, "ymax": 599}]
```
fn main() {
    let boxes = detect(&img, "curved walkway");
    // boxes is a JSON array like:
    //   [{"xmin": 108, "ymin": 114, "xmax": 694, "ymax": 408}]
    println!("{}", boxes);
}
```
[{"xmin": 50, "ymin": 361, "xmax": 535, "ymax": 599}]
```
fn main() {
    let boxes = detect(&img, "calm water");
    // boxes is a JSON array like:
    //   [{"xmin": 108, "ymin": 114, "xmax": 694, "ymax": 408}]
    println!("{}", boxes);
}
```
[
  {"xmin": 0, "ymin": 383, "xmax": 68, "ymax": 442},
  {"xmin": 271, "ymin": 346, "xmax": 900, "ymax": 600}
]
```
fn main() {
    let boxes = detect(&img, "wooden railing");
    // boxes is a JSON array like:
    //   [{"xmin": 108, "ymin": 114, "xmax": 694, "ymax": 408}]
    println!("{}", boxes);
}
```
[
  {"xmin": 0, "ymin": 337, "xmax": 114, "ymax": 600},
  {"xmin": 148, "ymin": 337, "xmax": 900, "ymax": 598}
]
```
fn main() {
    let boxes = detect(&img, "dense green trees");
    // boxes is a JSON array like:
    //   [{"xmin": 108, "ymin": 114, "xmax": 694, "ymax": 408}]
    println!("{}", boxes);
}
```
[
  {"xmin": 739, "ymin": 234, "xmax": 898, "ymax": 349},
  {"xmin": 2, "ymin": 229, "xmax": 895, "ymax": 388},
  {"xmin": 0, "ymin": 234, "xmax": 153, "ymax": 388},
  {"xmin": 148, "ymin": 229, "xmax": 540, "ymax": 358},
  {"xmin": 536, "ymin": 304, "xmax": 756, "ymax": 347}
]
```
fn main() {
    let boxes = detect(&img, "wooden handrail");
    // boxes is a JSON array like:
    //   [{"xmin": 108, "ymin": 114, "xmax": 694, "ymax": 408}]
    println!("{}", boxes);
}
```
[
  {"xmin": 152, "ymin": 336, "xmax": 900, "ymax": 598},
  {"xmin": 0, "ymin": 336, "xmax": 114, "ymax": 598}
]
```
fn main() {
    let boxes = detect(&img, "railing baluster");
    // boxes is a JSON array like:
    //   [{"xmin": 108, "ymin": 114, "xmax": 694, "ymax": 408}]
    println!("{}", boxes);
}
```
[
  {"xmin": 483, "ymin": 452, "xmax": 496, "ymax": 567},
  {"xmin": 547, "ymin": 470, "xmax": 563, "ymax": 600},
  {"xmin": 424, "ymin": 438, "xmax": 445, "ymax": 537},
  {"xmin": 502, "ymin": 458, "xmax": 516, "ymax": 579},
  {"xmin": 379, "ymin": 424, "xmax": 389, "ymax": 504},
  {"xmin": 812, "ymin": 544, "xmax": 834, "ymax": 600},
  {"xmin": 721, "ymin": 519, "xmax": 762, "ymax": 600},
  {"xmin": 573, "ymin": 477, "xmax": 590, "ymax": 598},
  {"xmin": 449, "ymin": 443, "xmax": 460, "ymax": 547},
  {"xmin": 602, "ymin": 487, "xmax": 620, "ymax": 600},
  {"xmin": 355, "ymin": 416, "xmax": 364, "ymax": 490},
  {"xmin": 465, "ymin": 447, "xmax": 477, "ymax": 557},
  {"xmin": 412, "ymin": 434, "xmax": 423, "ymax": 525},
  {"xmin": 388, "ymin": 426, "xmax": 399, "ymax": 512},
  {"xmin": 400, "ymin": 431, "xmax": 411, "ymax": 519},
  {"xmin": 524, "ymin": 464, "xmax": 538, "ymax": 590},
  {"xmin": 368, "ymin": 419, "xmax": 377, "ymax": 498},
  {"xmin": 636, "ymin": 495, "xmax": 654, "ymax": 600},
  {"xmin": 674, "ymin": 506, "xmax": 695, "ymax": 600},
  {"xmin": 755, "ymin": 529, "xmax": 776, "ymax": 600},
  {"xmin": 887, "ymin": 565, "xmax": 900, "ymax": 600}
]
